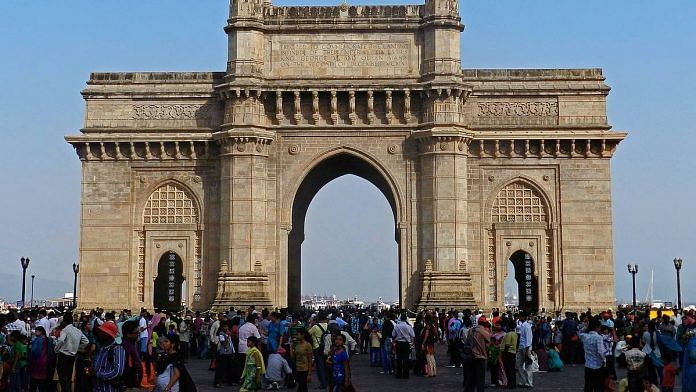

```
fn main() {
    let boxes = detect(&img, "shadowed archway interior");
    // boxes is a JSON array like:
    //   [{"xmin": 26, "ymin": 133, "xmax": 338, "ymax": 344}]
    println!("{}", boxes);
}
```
[
  {"xmin": 154, "ymin": 251, "xmax": 184, "ymax": 312},
  {"xmin": 509, "ymin": 250, "xmax": 539, "ymax": 314},
  {"xmin": 288, "ymin": 153, "xmax": 399, "ymax": 309}
]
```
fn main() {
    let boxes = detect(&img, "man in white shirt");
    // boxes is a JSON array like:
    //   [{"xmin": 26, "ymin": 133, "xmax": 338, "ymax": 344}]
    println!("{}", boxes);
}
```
[
  {"xmin": 35, "ymin": 309, "xmax": 51, "ymax": 334},
  {"xmin": 138, "ymin": 309, "xmax": 149, "ymax": 355},
  {"xmin": 238, "ymin": 313, "xmax": 261, "ymax": 354},
  {"xmin": 55, "ymin": 313, "xmax": 89, "ymax": 392},
  {"xmin": 392, "ymin": 315, "xmax": 415, "ymax": 379},
  {"xmin": 516, "ymin": 312, "xmax": 534, "ymax": 388},
  {"xmin": 5, "ymin": 312, "xmax": 29, "ymax": 337}
]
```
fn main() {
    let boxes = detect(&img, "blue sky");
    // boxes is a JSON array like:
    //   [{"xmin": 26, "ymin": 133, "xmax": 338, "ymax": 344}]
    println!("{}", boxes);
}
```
[{"xmin": 0, "ymin": 1, "xmax": 694, "ymax": 304}]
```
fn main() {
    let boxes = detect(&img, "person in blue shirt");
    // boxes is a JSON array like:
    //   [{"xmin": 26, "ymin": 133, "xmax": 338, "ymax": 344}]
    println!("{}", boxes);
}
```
[
  {"xmin": 579, "ymin": 318, "xmax": 606, "ymax": 392},
  {"xmin": 267, "ymin": 313, "xmax": 282, "ymax": 355}
]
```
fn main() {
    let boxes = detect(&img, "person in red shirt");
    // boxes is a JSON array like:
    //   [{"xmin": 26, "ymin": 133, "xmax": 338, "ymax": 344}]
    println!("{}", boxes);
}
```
[{"xmin": 661, "ymin": 352, "xmax": 677, "ymax": 392}]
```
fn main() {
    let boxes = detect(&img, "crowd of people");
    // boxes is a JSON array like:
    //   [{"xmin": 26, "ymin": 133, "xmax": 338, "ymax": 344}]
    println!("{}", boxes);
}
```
[{"xmin": 0, "ymin": 305, "xmax": 695, "ymax": 392}]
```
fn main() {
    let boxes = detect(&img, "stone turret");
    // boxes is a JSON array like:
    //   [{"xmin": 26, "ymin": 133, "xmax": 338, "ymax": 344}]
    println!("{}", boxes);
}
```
[
  {"xmin": 421, "ymin": 0, "xmax": 462, "ymax": 80},
  {"xmin": 229, "ymin": 0, "xmax": 265, "ymax": 18},
  {"xmin": 423, "ymin": 0, "xmax": 459, "ymax": 17},
  {"xmin": 225, "ymin": 0, "xmax": 267, "ymax": 79}
]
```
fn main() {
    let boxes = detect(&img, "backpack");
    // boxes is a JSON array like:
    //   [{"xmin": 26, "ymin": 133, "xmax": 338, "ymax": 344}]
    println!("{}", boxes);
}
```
[
  {"xmin": 316, "ymin": 325, "xmax": 330, "ymax": 354},
  {"xmin": 448, "ymin": 319, "xmax": 462, "ymax": 339},
  {"xmin": 459, "ymin": 327, "xmax": 475, "ymax": 362}
]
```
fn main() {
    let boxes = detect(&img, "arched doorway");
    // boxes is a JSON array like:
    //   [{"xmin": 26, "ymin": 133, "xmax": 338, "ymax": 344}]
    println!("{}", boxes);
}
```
[
  {"xmin": 508, "ymin": 250, "xmax": 539, "ymax": 314},
  {"xmin": 288, "ymin": 152, "xmax": 400, "ymax": 309},
  {"xmin": 154, "ymin": 251, "xmax": 185, "ymax": 312}
]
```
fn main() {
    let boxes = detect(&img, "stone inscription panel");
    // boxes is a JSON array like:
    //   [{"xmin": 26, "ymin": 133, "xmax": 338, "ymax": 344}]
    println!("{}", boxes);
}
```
[{"xmin": 269, "ymin": 36, "xmax": 415, "ymax": 78}]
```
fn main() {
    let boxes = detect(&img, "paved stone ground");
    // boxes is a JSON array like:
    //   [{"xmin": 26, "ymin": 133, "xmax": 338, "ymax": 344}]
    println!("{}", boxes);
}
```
[{"xmin": 185, "ymin": 344, "xmax": 683, "ymax": 391}]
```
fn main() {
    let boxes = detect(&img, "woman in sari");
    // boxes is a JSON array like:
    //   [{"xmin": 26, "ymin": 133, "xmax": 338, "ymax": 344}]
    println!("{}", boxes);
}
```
[
  {"xmin": 421, "ymin": 313, "xmax": 439, "ymax": 377},
  {"xmin": 28, "ymin": 327, "xmax": 54, "ymax": 392},
  {"xmin": 153, "ymin": 335, "xmax": 182, "ymax": 392},
  {"xmin": 488, "ymin": 322, "xmax": 508, "ymax": 387},
  {"xmin": 240, "ymin": 336, "xmax": 265, "ymax": 391}
]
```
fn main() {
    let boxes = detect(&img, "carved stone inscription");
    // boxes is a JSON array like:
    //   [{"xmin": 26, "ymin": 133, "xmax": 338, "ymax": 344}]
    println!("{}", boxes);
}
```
[{"xmin": 272, "ymin": 41, "xmax": 411, "ymax": 76}]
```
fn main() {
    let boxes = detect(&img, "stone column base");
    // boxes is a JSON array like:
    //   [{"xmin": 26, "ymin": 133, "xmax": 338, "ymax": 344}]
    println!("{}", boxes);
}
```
[
  {"xmin": 211, "ymin": 272, "xmax": 273, "ymax": 311},
  {"xmin": 417, "ymin": 271, "xmax": 477, "ymax": 310}
]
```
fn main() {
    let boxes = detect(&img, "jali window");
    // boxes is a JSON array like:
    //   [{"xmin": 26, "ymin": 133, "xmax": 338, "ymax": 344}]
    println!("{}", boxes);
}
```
[
  {"xmin": 492, "ymin": 181, "xmax": 547, "ymax": 223},
  {"xmin": 143, "ymin": 183, "xmax": 198, "ymax": 224}
]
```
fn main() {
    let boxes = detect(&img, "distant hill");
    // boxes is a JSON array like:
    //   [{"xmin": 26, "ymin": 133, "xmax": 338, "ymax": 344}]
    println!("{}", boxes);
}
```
[{"xmin": 0, "ymin": 273, "xmax": 72, "ymax": 303}]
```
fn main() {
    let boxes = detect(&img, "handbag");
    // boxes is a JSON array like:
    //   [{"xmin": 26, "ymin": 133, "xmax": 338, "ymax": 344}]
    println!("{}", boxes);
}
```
[
  {"xmin": 649, "ymin": 351, "xmax": 663, "ymax": 368},
  {"xmin": 342, "ymin": 382, "xmax": 357, "ymax": 392}
]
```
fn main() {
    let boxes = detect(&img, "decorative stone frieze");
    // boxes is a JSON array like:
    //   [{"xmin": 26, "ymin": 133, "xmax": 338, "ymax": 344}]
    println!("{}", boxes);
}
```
[{"xmin": 132, "ymin": 104, "xmax": 213, "ymax": 120}]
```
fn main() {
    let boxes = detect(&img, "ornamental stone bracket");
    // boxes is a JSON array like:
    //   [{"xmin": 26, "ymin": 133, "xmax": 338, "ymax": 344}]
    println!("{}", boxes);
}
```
[
  {"xmin": 467, "ymin": 135, "xmax": 625, "ymax": 159},
  {"xmin": 212, "ymin": 129, "xmax": 275, "ymax": 157},
  {"xmin": 65, "ymin": 137, "xmax": 215, "ymax": 161},
  {"xmin": 411, "ymin": 128, "xmax": 473, "ymax": 155}
]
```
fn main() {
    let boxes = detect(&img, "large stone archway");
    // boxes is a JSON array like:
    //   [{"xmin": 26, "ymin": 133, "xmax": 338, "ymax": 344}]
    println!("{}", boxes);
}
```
[
  {"xmin": 67, "ymin": 0, "xmax": 626, "ymax": 312},
  {"xmin": 286, "ymin": 150, "xmax": 401, "ymax": 309}
]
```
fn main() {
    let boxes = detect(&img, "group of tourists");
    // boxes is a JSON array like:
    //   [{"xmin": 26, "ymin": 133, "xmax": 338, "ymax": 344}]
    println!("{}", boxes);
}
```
[{"xmin": 0, "ymin": 305, "xmax": 695, "ymax": 392}]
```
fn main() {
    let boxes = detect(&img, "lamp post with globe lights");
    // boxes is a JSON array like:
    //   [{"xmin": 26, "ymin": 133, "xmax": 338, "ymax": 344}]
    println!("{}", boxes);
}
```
[
  {"xmin": 72, "ymin": 263, "xmax": 80, "ymax": 309},
  {"xmin": 627, "ymin": 264, "xmax": 638, "ymax": 309},
  {"xmin": 674, "ymin": 258, "xmax": 683, "ymax": 311},
  {"xmin": 20, "ymin": 257, "xmax": 30, "ymax": 307}
]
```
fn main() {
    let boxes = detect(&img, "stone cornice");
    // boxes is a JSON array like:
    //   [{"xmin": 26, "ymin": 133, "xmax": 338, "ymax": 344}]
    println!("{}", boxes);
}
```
[
  {"xmin": 467, "ymin": 134, "xmax": 626, "ymax": 159},
  {"xmin": 65, "ymin": 137, "xmax": 215, "ymax": 161}
]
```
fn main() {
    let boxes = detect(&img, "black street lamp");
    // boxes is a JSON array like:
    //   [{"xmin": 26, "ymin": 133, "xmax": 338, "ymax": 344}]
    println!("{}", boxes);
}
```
[
  {"xmin": 20, "ymin": 257, "xmax": 30, "ymax": 307},
  {"xmin": 627, "ymin": 264, "xmax": 639, "ymax": 309},
  {"xmin": 72, "ymin": 263, "xmax": 80, "ymax": 309},
  {"xmin": 30, "ymin": 275, "xmax": 35, "ymax": 308},
  {"xmin": 674, "ymin": 257, "xmax": 683, "ymax": 311}
]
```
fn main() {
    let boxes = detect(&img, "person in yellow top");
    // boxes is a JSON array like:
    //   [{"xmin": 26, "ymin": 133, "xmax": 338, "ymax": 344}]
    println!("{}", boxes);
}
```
[
  {"xmin": 369, "ymin": 327, "xmax": 382, "ymax": 367},
  {"xmin": 240, "ymin": 336, "xmax": 265, "ymax": 391},
  {"xmin": 290, "ymin": 329, "xmax": 314, "ymax": 392},
  {"xmin": 501, "ymin": 319, "xmax": 519, "ymax": 388}
]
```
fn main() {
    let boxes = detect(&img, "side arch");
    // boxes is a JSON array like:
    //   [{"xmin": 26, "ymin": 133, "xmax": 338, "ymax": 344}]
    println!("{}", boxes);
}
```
[{"xmin": 483, "ymin": 176, "xmax": 560, "ymax": 310}]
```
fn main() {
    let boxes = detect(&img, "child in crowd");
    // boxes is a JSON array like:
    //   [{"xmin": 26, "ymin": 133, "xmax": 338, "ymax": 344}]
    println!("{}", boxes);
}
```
[
  {"xmin": 7, "ymin": 331, "xmax": 28, "ymax": 392},
  {"xmin": 661, "ymin": 352, "xmax": 677, "ymax": 392},
  {"xmin": 369, "ymin": 327, "xmax": 382, "ymax": 367}
]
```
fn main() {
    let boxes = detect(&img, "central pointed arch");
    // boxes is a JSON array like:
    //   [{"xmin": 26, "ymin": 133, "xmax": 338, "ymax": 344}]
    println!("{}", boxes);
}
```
[{"xmin": 286, "ymin": 147, "xmax": 404, "ymax": 309}]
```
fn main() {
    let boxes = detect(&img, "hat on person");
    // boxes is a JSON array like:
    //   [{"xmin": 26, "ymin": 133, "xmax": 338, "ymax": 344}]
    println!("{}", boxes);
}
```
[{"xmin": 98, "ymin": 321, "xmax": 119, "ymax": 339}]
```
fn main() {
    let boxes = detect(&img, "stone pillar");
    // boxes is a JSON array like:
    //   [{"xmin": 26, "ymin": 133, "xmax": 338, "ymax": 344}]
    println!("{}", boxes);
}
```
[
  {"xmin": 413, "ymin": 128, "xmax": 476, "ymax": 309},
  {"xmin": 212, "ymin": 128, "xmax": 275, "ymax": 310}
]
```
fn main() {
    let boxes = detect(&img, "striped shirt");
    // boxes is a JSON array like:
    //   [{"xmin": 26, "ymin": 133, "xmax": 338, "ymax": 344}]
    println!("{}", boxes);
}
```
[{"xmin": 93, "ymin": 344, "xmax": 126, "ymax": 392}]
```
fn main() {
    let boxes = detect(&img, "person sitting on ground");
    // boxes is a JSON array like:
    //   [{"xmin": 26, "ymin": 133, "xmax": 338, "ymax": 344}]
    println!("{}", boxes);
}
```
[{"xmin": 264, "ymin": 347, "xmax": 292, "ymax": 390}]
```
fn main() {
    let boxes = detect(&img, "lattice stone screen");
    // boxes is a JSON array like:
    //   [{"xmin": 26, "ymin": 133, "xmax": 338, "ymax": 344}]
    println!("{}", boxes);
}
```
[
  {"xmin": 492, "ymin": 182, "xmax": 547, "ymax": 223},
  {"xmin": 143, "ymin": 183, "xmax": 198, "ymax": 224}
]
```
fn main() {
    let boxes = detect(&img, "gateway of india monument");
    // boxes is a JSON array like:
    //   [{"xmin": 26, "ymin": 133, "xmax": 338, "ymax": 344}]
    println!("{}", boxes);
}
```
[{"xmin": 66, "ymin": 0, "xmax": 626, "ymax": 313}]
